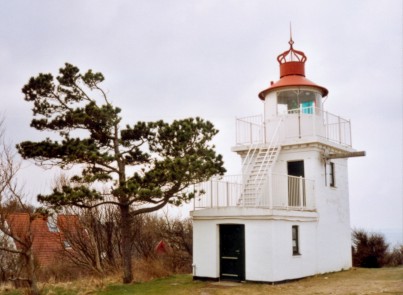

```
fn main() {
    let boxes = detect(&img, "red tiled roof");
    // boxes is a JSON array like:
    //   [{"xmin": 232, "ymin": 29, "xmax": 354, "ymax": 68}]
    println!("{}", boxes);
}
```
[{"xmin": 6, "ymin": 213, "xmax": 78, "ymax": 267}]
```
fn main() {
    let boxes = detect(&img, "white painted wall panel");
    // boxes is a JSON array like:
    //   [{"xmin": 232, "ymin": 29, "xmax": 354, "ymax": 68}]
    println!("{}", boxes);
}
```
[{"xmin": 192, "ymin": 221, "xmax": 219, "ymax": 278}]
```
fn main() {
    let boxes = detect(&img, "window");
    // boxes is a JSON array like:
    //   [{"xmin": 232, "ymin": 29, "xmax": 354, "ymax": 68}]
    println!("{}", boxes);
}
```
[
  {"xmin": 277, "ymin": 90, "xmax": 319, "ymax": 115},
  {"xmin": 329, "ymin": 162, "xmax": 336, "ymax": 187},
  {"xmin": 292, "ymin": 225, "xmax": 300, "ymax": 255},
  {"xmin": 287, "ymin": 161, "xmax": 306, "ymax": 207},
  {"xmin": 63, "ymin": 240, "xmax": 72, "ymax": 249},
  {"xmin": 47, "ymin": 218, "xmax": 59, "ymax": 232}
]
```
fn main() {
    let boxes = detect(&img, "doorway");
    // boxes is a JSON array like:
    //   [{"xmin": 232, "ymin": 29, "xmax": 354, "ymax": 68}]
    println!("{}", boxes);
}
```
[
  {"xmin": 219, "ymin": 224, "xmax": 245, "ymax": 281},
  {"xmin": 287, "ymin": 160, "xmax": 306, "ymax": 207}
]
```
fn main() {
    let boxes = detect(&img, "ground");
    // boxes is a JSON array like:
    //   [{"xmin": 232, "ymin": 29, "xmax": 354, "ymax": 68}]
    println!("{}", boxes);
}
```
[
  {"xmin": 0, "ymin": 267, "xmax": 402, "ymax": 294},
  {"xmin": 198, "ymin": 267, "xmax": 403, "ymax": 295}
]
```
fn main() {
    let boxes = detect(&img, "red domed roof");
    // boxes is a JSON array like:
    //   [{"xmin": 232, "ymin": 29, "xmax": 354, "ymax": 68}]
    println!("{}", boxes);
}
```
[{"xmin": 259, "ymin": 37, "xmax": 328, "ymax": 100}]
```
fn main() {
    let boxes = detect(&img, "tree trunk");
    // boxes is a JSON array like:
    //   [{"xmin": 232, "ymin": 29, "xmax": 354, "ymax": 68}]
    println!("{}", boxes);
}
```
[
  {"xmin": 26, "ymin": 250, "xmax": 40, "ymax": 295},
  {"xmin": 120, "ymin": 204, "xmax": 133, "ymax": 283},
  {"xmin": 105, "ymin": 221, "xmax": 116, "ymax": 266},
  {"xmin": 89, "ymin": 228, "xmax": 103, "ymax": 274}
]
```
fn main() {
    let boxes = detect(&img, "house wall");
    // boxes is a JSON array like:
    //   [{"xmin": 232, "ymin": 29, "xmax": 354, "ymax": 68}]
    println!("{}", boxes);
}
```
[
  {"xmin": 245, "ymin": 219, "xmax": 318, "ymax": 282},
  {"xmin": 274, "ymin": 146, "xmax": 352, "ymax": 273},
  {"xmin": 315, "ymin": 158, "xmax": 352, "ymax": 272},
  {"xmin": 192, "ymin": 216, "xmax": 318, "ymax": 282}
]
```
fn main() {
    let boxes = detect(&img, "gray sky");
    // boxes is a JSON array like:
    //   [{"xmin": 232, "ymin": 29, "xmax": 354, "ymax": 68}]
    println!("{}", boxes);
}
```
[{"xmin": 1, "ymin": 1, "xmax": 402, "ymax": 243}]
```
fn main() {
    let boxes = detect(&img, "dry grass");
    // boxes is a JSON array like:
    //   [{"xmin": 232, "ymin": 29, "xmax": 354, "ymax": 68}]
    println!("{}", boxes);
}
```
[
  {"xmin": 41, "ymin": 257, "xmax": 180, "ymax": 294},
  {"xmin": 199, "ymin": 267, "xmax": 403, "ymax": 295},
  {"xmin": 0, "ymin": 283, "xmax": 16, "ymax": 294},
  {"xmin": 1, "ymin": 266, "xmax": 402, "ymax": 295},
  {"xmin": 0, "ymin": 257, "xmax": 183, "ymax": 295},
  {"xmin": 132, "ymin": 258, "xmax": 173, "ymax": 282}
]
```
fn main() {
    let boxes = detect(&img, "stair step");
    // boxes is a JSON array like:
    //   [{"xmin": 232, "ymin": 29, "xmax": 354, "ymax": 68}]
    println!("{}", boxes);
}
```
[
  {"xmin": 241, "ymin": 145, "xmax": 281, "ymax": 204},
  {"xmin": 249, "ymin": 175, "xmax": 269, "ymax": 179}
]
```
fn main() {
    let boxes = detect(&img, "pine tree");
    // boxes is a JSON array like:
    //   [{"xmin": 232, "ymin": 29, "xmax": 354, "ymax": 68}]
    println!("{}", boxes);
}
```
[{"xmin": 17, "ymin": 63, "xmax": 226, "ymax": 283}]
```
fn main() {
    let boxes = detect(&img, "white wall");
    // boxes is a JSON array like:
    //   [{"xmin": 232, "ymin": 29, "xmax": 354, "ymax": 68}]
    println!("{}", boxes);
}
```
[
  {"xmin": 245, "ymin": 219, "xmax": 318, "ymax": 282},
  {"xmin": 274, "ymin": 147, "xmax": 352, "ymax": 273},
  {"xmin": 193, "ymin": 144, "xmax": 353, "ymax": 282},
  {"xmin": 315, "ymin": 158, "xmax": 352, "ymax": 272},
  {"xmin": 192, "ymin": 220, "xmax": 219, "ymax": 278},
  {"xmin": 193, "ymin": 217, "xmax": 319, "ymax": 282}
]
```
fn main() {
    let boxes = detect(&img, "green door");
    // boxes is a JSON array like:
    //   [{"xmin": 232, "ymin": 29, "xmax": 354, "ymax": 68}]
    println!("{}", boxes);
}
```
[{"xmin": 219, "ymin": 224, "xmax": 245, "ymax": 281}]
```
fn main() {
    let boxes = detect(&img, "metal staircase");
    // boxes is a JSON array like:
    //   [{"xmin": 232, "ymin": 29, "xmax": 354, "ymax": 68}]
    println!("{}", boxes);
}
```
[{"xmin": 238, "ymin": 117, "xmax": 284, "ymax": 207}]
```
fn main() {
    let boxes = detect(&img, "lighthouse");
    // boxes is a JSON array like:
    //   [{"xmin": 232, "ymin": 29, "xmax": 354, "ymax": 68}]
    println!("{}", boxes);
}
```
[{"xmin": 191, "ymin": 35, "xmax": 365, "ymax": 283}]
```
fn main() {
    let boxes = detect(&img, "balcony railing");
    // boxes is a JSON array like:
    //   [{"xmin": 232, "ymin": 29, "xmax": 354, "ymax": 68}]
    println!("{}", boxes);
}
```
[
  {"xmin": 235, "ymin": 108, "xmax": 352, "ymax": 147},
  {"xmin": 236, "ymin": 115, "xmax": 264, "ymax": 145},
  {"xmin": 192, "ymin": 173, "xmax": 315, "ymax": 211}
]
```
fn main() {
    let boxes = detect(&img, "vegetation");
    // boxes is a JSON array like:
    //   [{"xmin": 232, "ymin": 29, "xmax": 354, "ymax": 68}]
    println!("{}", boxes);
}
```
[
  {"xmin": 52, "ymin": 206, "xmax": 193, "ymax": 278},
  {"xmin": 352, "ymin": 229, "xmax": 403, "ymax": 268},
  {"xmin": 17, "ymin": 63, "xmax": 225, "ymax": 283},
  {"xmin": 1, "ymin": 267, "xmax": 402, "ymax": 295},
  {"xmin": 0, "ymin": 118, "xmax": 41, "ymax": 295},
  {"xmin": 385, "ymin": 245, "xmax": 403, "ymax": 266}
]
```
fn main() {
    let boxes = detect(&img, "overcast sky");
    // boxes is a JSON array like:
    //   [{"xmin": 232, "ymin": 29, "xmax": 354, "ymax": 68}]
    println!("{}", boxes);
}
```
[{"xmin": 1, "ymin": 1, "xmax": 402, "ymax": 244}]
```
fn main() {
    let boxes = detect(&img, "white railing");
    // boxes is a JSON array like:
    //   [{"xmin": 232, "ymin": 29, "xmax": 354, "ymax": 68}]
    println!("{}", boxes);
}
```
[
  {"xmin": 236, "ymin": 115, "xmax": 263, "ymax": 145},
  {"xmin": 235, "ymin": 108, "xmax": 352, "ymax": 147},
  {"xmin": 192, "ymin": 173, "xmax": 315, "ymax": 211},
  {"xmin": 323, "ymin": 110, "xmax": 352, "ymax": 146},
  {"xmin": 269, "ymin": 174, "xmax": 315, "ymax": 210},
  {"xmin": 192, "ymin": 175, "xmax": 243, "ymax": 208}
]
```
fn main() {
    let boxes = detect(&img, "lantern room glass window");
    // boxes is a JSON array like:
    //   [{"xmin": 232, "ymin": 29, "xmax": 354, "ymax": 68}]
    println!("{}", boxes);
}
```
[{"xmin": 277, "ymin": 90, "xmax": 321, "ymax": 115}]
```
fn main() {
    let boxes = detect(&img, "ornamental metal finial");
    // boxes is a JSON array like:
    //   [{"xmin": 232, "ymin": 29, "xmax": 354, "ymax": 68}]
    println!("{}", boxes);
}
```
[
  {"xmin": 289, "ymin": 22, "xmax": 294, "ymax": 47},
  {"xmin": 276, "ymin": 25, "xmax": 307, "ymax": 64}
]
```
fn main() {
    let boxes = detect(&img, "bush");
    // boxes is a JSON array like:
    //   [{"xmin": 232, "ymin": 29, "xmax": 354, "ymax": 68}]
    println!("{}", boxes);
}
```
[
  {"xmin": 385, "ymin": 245, "xmax": 403, "ymax": 267},
  {"xmin": 129, "ymin": 213, "xmax": 194, "ymax": 275},
  {"xmin": 352, "ymin": 229, "xmax": 389, "ymax": 268}
]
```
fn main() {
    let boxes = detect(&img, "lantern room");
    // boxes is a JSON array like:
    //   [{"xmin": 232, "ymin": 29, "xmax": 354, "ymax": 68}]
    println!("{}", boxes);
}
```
[
  {"xmin": 259, "ymin": 36, "xmax": 328, "ymax": 116},
  {"xmin": 248, "ymin": 37, "xmax": 349, "ymax": 147}
]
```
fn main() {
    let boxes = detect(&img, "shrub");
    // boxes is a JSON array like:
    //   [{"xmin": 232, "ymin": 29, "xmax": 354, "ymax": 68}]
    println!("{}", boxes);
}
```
[
  {"xmin": 385, "ymin": 245, "xmax": 403, "ymax": 267},
  {"xmin": 352, "ymin": 229, "xmax": 389, "ymax": 268}
]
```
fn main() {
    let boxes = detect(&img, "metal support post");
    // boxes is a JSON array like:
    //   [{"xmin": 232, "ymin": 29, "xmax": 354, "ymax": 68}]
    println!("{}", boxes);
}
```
[{"xmin": 299, "ymin": 176, "xmax": 304, "ymax": 210}]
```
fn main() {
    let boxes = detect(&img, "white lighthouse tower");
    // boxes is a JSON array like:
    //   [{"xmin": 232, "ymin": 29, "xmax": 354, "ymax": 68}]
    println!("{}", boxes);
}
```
[{"xmin": 191, "ymin": 35, "xmax": 365, "ymax": 283}]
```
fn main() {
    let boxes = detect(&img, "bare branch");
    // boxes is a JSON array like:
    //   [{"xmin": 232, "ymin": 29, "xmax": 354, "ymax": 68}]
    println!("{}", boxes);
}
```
[
  {"xmin": 0, "ymin": 246, "xmax": 24, "ymax": 255},
  {"xmin": 0, "ymin": 115, "xmax": 40, "ymax": 294}
]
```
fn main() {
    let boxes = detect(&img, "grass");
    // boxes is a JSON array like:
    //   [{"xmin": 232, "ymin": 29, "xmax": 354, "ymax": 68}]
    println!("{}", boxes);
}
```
[
  {"xmin": 1, "ymin": 267, "xmax": 402, "ymax": 295},
  {"xmin": 98, "ymin": 275, "xmax": 205, "ymax": 295}
]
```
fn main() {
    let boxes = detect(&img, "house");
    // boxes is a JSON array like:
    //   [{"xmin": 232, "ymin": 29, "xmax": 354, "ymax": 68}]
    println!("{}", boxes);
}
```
[
  {"xmin": 191, "ymin": 36, "xmax": 365, "ymax": 283},
  {"xmin": 5, "ymin": 213, "xmax": 78, "ymax": 267}
]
